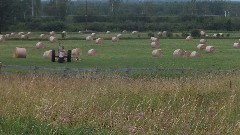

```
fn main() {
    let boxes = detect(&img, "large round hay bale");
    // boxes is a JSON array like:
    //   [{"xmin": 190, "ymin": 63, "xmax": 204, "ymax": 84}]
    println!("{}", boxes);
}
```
[
  {"xmin": 88, "ymin": 49, "xmax": 97, "ymax": 56},
  {"xmin": 122, "ymin": 30, "xmax": 127, "ymax": 33},
  {"xmin": 152, "ymin": 49, "xmax": 163, "ymax": 57},
  {"xmin": 5, "ymin": 34, "xmax": 10, "ymax": 39},
  {"xmin": 13, "ymin": 47, "xmax": 27, "ymax": 58},
  {"xmin": 112, "ymin": 36, "xmax": 119, "ymax": 42},
  {"xmin": 62, "ymin": 31, "xmax": 67, "ymax": 34},
  {"xmin": 0, "ymin": 35, "xmax": 5, "ymax": 42},
  {"xmin": 43, "ymin": 50, "xmax": 52, "ymax": 59},
  {"xmin": 20, "ymin": 34, "xmax": 27, "ymax": 39},
  {"xmin": 10, "ymin": 32, "xmax": 16, "ymax": 37},
  {"xmin": 233, "ymin": 43, "xmax": 240, "ymax": 48},
  {"xmin": 117, "ymin": 34, "xmax": 122, "ymax": 38},
  {"xmin": 132, "ymin": 31, "xmax": 139, "ymax": 35},
  {"xmin": 18, "ymin": 32, "xmax": 24, "ymax": 36},
  {"xmin": 162, "ymin": 31, "xmax": 167, "ymax": 37},
  {"xmin": 199, "ymin": 39, "xmax": 207, "ymax": 44},
  {"xmin": 72, "ymin": 48, "xmax": 82, "ymax": 56},
  {"xmin": 151, "ymin": 42, "xmax": 159, "ymax": 48},
  {"xmin": 50, "ymin": 31, "xmax": 55, "ymax": 36},
  {"xmin": 173, "ymin": 49, "xmax": 185, "ymax": 57},
  {"xmin": 190, "ymin": 51, "xmax": 201, "ymax": 57},
  {"xmin": 150, "ymin": 37, "xmax": 158, "ymax": 42},
  {"xmin": 106, "ymin": 31, "xmax": 111, "ymax": 34},
  {"xmin": 197, "ymin": 44, "xmax": 206, "ymax": 50},
  {"xmin": 27, "ymin": 32, "xmax": 31, "ymax": 35},
  {"xmin": 78, "ymin": 31, "xmax": 82, "ymax": 34},
  {"xmin": 157, "ymin": 32, "xmax": 162, "ymax": 36},
  {"xmin": 86, "ymin": 35, "xmax": 93, "ymax": 41},
  {"xmin": 213, "ymin": 34, "xmax": 217, "ymax": 37},
  {"xmin": 91, "ymin": 33, "xmax": 96, "ymax": 37},
  {"xmin": 96, "ymin": 38, "xmax": 104, "ymax": 44},
  {"xmin": 40, "ymin": 34, "xmax": 45, "ymax": 39},
  {"xmin": 49, "ymin": 36, "xmax": 57, "ymax": 43},
  {"xmin": 36, "ymin": 42, "xmax": 45, "ymax": 49},
  {"xmin": 200, "ymin": 31, "xmax": 205, "ymax": 36},
  {"xmin": 186, "ymin": 35, "xmax": 193, "ymax": 41},
  {"xmin": 205, "ymin": 46, "xmax": 215, "ymax": 53}
]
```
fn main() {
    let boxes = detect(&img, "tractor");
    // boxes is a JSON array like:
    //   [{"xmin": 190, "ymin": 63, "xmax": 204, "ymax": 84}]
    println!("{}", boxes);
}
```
[{"xmin": 51, "ymin": 44, "xmax": 71, "ymax": 63}]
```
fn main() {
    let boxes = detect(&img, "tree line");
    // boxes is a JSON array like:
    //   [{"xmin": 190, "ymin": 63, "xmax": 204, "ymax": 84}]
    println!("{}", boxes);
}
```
[{"xmin": 0, "ymin": 0, "xmax": 240, "ymax": 33}]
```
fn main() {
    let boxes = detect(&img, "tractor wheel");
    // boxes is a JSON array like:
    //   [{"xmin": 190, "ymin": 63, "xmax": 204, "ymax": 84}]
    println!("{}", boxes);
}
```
[
  {"xmin": 51, "ymin": 50, "xmax": 56, "ymax": 62},
  {"xmin": 67, "ymin": 50, "xmax": 71, "ymax": 62}
]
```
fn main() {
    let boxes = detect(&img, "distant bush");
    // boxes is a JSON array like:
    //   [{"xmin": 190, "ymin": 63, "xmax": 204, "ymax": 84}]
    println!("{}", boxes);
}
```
[
  {"xmin": 148, "ymin": 32, "xmax": 155, "ymax": 37},
  {"xmin": 191, "ymin": 29, "xmax": 200, "ymax": 37},
  {"xmin": 40, "ymin": 21, "xmax": 66, "ymax": 32}
]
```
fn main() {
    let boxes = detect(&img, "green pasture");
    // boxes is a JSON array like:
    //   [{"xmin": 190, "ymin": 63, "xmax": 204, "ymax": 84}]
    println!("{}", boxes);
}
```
[{"xmin": 1, "ymin": 36, "xmax": 240, "ymax": 70}]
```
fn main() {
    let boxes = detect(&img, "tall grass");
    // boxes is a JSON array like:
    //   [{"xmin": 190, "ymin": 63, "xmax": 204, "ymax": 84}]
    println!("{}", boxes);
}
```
[{"xmin": 0, "ymin": 73, "xmax": 240, "ymax": 134}]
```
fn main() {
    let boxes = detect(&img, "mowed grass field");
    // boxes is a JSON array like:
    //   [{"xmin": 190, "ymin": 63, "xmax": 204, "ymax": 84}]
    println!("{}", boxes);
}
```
[{"xmin": 0, "ymin": 33, "xmax": 240, "ymax": 69}]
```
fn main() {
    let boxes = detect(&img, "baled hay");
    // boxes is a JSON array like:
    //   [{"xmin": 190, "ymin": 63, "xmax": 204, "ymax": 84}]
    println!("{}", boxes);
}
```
[
  {"xmin": 186, "ymin": 35, "xmax": 193, "ymax": 40},
  {"xmin": 117, "ymin": 34, "xmax": 122, "ymax": 38},
  {"xmin": 62, "ymin": 31, "xmax": 67, "ymax": 34},
  {"xmin": 183, "ymin": 50, "xmax": 191, "ymax": 57},
  {"xmin": 5, "ymin": 34, "xmax": 10, "ymax": 39},
  {"xmin": 200, "ymin": 31, "xmax": 205, "ymax": 36},
  {"xmin": 157, "ymin": 32, "xmax": 162, "ymax": 36},
  {"xmin": 173, "ymin": 49, "xmax": 185, "ymax": 57},
  {"xmin": 78, "ymin": 31, "xmax": 82, "ymax": 34},
  {"xmin": 205, "ymin": 46, "xmax": 215, "ymax": 53},
  {"xmin": 96, "ymin": 38, "xmax": 104, "ymax": 44},
  {"xmin": 20, "ymin": 35, "xmax": 26, "ymax": 39},
  {"xmin": 106, "ymin": 31, "xmax": 111, "ymax": 34},
  {"xmin": 132, "ymin": 31, "xmax": 139, "ymax": 35},
  {"xmin": 152, "ymin": 49, "xmax": 163, "ymax": 57},
  {"xmin": 197, "ymin": 44, "xmax": 206, "ymax": 50},
  {"xmin": 36, "ymin": 42, "xmax": 45, "ymax": 49},
  {"xmin": 233, "ymin": 43, "xmax": 240, "ymax": 48},
  {"xmin": 27, "ymin": 32, "xmax": 31, "ymax": 35},
  {"xmin": 13, "ymin": 47, "xmax": 27, "ymax": 58},
  {"xmin": 219, "ymin": 33, "xmax": 224, "ymax": 36},
  {"xmin": 18, "ymin": 32, "xmax": 24, "ymax": 36},
  {"xmin": 91, "ymin": 33, "xmax": 96, "ymax": 37},
  {"xmin": 0, "ymin": 36, "xmax": 5, "ymax": 42},
  {"xmin": 88, "ymin": 49, "xmax": 97, "ymax": 56},
  {"xmin": 49, "ymin": 36, "xmax": 57, "ymax": 43},
  {"xmin": 213, "ymin": 34, "xmax": 217, "ymax": 37},
  {"xmin": 86, "ymin": 36, "xmax": 93, "ymax": 41},
  {"xmin": 150, "ymin": 37, "xmax": 158, "ymax": 42},
  {"xmin": 122, "ymin": 30, "xmax": 127, "ymax": 33},
  {"xmin": 72, "ymin": 48, "xmax": 82, "ymax": 56},
  {"xmin": 10, "ymin": 32, "xmax": 16, "ymax": 37},
  {"xmin": 112, "ymin": 36, "xmax": 119, "ymax": 42},
  {"xmin": 40, "ymin": 34, "xmax": 45, "ymax": 39},
  {"xmin": 162, "ymin": 31, "xmax": 167, "ymax": 36},
  {"xmin": 151, "ymin": 42, "xmax": 159, "ymax": 48},
  {"xmin": 190, "ymin": 51, "xmax": 201, "ymax": 57},
  {"xmin": 50, "ymin": 31, "xmax": 55, "ymax": 36},
  {"xmin": 43, "ymin": 50, "xmax": 52, "ymax": 59},
  {"xmin": 199, "ymin": 39, "xmax": 207, "ymax": 44}
]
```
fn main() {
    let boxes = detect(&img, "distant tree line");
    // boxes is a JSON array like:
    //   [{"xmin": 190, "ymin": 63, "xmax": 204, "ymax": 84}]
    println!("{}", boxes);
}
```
[{"xmin": 0, "ymin": 0, "xmax": 240, "ymax": 33}]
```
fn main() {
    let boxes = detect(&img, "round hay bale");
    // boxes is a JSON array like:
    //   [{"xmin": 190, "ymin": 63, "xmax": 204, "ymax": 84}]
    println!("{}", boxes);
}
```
[
  {"xmin": 157, "ymin": 32, "xmax": 162, "ymax": 36},
  {"xmin": 72, "ymin": 48, "xmax": 82, "ymax": 56},
  {"xmin": 86, "ymin": 35, "xmax": 93, "ymax": 41},
  {"xmin": 27, "ymin": 32, "xmax": 31, "ymax": 35},
  {"xmin": 78, "ymin": 31, "xmax": 82, "ymax": 34},
  {"xmin": 213, "ymin": 34, "xmax": 217, "ymax": 37},
  {"xmin": 36, "ymin": 42, "xmax": 45, "ymax": 49},
  {"xmin": 205, "ymin": 46, "xmax": 215, "ymax": 53},
  {"xmin": 13, "ymin": 47, "xmax": 27, "ymax": 58},
  {"xmin": 233, "ymin": 43, "xmax": 240, "ymax": 48},
  {"xmin": 50, "ymin": 31, "xmax": 55, "ymax": 36},
  {"xmin": 18, "ymin": 32, "xmax": 24, "ymax": 36},
  {"xmin": 200, "ymin": 31, "xmax": 205, "ymax": 36},
  {"xmin": 20, "ymin": 34, "xmax": 27, "ymax": 39},
  {"xmin": 10, "ymin": 32, "xmax": 16, "ymax": 37},
  {"xmin": 173, "ymin": 49, "xmax": 185, "ymax": 57},
  {"xmin": 150, "ymin": 37, "xmax": 158, "ymax": 42},
  {"xmin": 0, "ymin": 35, "xmax": 5, "ymax": 42},
  {"xmin": 186, "ymin": 35, "xmax": 193, "ymax": 41},
  {"xmin": 96, "ymin": 38, "xmax": 104, "ymax": 44},
  {"xmin": 162, "ymin": 31, "xmax": 167, "ymax": 37},
  {"xmin": 197, "ymin": 44, "xmax": 206, "ymax": 50},
  {"xmin": 151, "ymin": 42, "xmax": 159, "ymax": 48},
  {"xmin": 88, "ymin": 49, "xmax": 97, "ymax": 56},
  {"xmin": 40, "ymin": 34, "xmax": 45, "ymax": 39},
  {"xmin": 200, "ymin": 39, "xmax": 207, "ymax": 44},
  {"xmin": 112, "ymin": 36, "xmax": 119, "ymax": 42},
  {"xmin": 117, "ymin": 34, "xmax": 122, "ymax": 38},
  {"xmin": 219, "ymin": 33, "xmax": 224, "ymax": 37},
  {"xmin": 62, "ymin": 31, "xmax": 67, "ymax": 34},
  {"xmin": 43, "ymin": 50, "xmax": 52, "ymax": 59},
  {"xmin": 152, "ymin": 49, "xmax": 163, "ymax": 57},
  {"xmin": 122, "ymin": 30, "xmax": 127, "ymax": 33},
  {"xmin": 190, "ymin": 51, "xmax": 201, "ymax": 57},
  {"xmin": 49, "ymin": 36, "xmax": 57, "ymax": 43},
  {"xmin": 132, "ymin": 31, "xmax": 139, "ymax": 35},
  {"xmin": 5, "ymin": 34, "xmax": 10, "ymax": 39},
  {"xmin": 91, "ymin": 33, "xmax": 96, "ymax": 37},
  {"xmin": 106, "ymin": 31, "xmax": 111, "ymax": 34}
]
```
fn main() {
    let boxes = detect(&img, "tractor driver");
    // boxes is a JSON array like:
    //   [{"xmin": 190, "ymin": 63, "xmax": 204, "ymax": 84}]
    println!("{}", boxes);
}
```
[{"xmin": 58, "ymin": 45, "xmax": 65, "ymax": 63}]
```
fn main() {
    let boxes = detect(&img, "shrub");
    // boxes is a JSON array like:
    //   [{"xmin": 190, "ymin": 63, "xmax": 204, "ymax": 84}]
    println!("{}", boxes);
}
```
[
  {"xmin": 190, "ymin": 29, "xmax": 200, "ymax": 37},
  {"xmin": 148, "ymin": 32, "xmax": 155, "ymax": 37}
]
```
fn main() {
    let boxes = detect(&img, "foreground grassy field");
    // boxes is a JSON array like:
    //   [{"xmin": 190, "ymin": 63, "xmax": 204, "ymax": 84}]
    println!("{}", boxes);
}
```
[
  {"xmin": 0, "ymin": 36, "xmax": 240, "ymax": 70},
  {"xmin": 0, "ymin": 73, "xmax": 239, "ymax": 134}
]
